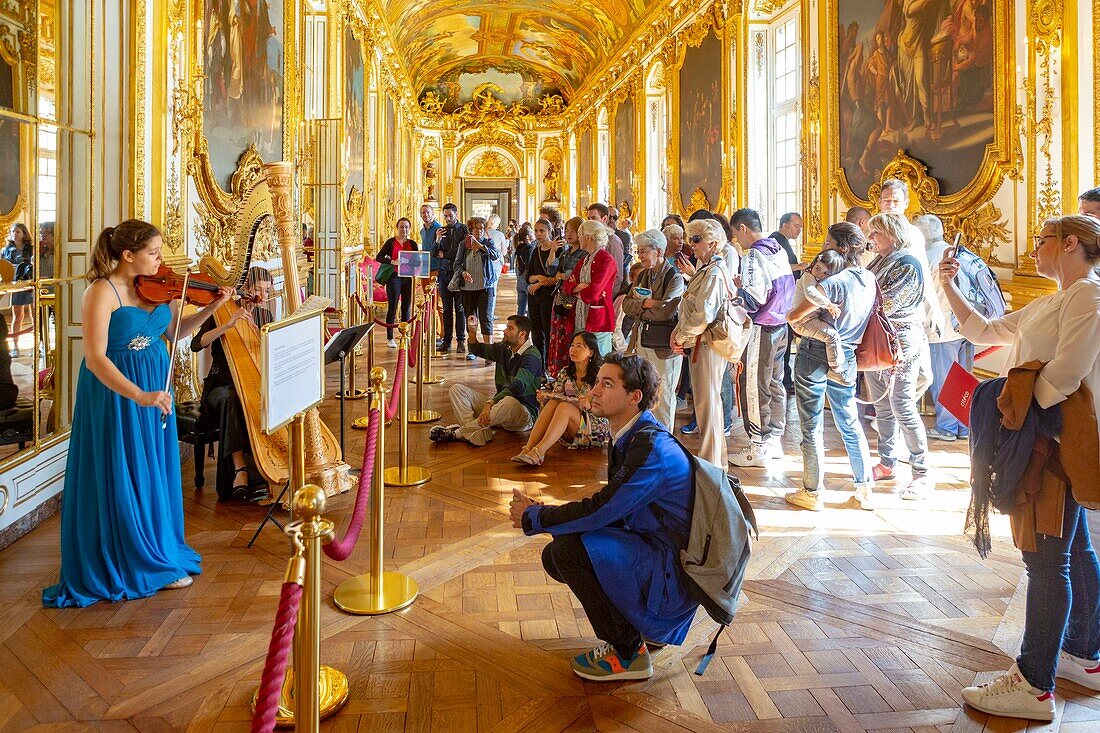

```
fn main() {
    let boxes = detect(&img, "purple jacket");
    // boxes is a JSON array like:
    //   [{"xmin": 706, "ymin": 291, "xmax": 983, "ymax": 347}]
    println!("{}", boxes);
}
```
[{"xmin": 738, "ymin": 237, "xmax": 795, "ymax": 327}]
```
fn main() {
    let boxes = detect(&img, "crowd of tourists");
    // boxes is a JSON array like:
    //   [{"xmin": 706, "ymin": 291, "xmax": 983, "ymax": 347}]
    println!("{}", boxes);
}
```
[{"xmin": 403, "ymin": 186, "xmax": 1100, "ymax": 721}]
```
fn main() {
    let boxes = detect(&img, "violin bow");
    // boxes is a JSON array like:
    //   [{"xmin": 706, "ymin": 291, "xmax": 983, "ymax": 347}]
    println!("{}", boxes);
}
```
[{"xmin": 161, "ymin": 271, "xmax": 191, "ymax": 429}]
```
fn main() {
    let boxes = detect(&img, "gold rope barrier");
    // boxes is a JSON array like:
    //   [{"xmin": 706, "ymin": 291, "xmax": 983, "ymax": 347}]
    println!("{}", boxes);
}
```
[
  {"xmin": 407, "ymin": 281, "xmax": 441, "ymax": 424},
  {"xmin": 383, "ymin": 323, "xmax": 431, "ymax": 486},
  {"xmin": 333, "ymin": 369, "xmax": 420, "ymax": 615}
]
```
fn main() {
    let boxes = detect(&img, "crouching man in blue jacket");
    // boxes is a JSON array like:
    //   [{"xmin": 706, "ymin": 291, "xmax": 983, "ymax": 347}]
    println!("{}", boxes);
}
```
[{"xmin": 510, "ymin": 353, "xmax": 697, "ymax": 681}]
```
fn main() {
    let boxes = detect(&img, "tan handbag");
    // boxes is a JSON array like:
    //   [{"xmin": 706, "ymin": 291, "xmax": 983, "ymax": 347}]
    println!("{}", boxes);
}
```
[{"xmin": 855, "ymin": 281, "xmax": 902, "ymax": 372}]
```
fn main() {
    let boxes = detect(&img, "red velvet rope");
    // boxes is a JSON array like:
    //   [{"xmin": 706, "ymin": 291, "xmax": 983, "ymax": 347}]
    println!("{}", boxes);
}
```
[
  {"xmin": 406, "ymin": 317, "xmax": 422, "ymax": 369},
  {"xmin": 323, "ymin": 408, "xmax": 380, "ymax": 561},
  {"xmin": 251, "ymin": 581, "xmax": 303, "ymax": 733},
  {"xmin": 385, "ymin": 355, "xmax": 405, "ymax": 420},
  {"xmin": 975, "ymin": 345, "xmax": 1002, "ymax": 360}
]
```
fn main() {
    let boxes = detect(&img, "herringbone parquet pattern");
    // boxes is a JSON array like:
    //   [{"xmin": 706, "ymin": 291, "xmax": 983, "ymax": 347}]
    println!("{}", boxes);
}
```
[{"xmin": 2, "ymin": 280, "xmax": 1099, "ymax": 731}]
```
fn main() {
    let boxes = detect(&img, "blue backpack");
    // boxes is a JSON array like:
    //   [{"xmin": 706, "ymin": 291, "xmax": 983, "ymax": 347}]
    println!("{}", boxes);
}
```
[{"xmin": 955, "ymin": 244, "xmax": 1007, "ymax": 320}]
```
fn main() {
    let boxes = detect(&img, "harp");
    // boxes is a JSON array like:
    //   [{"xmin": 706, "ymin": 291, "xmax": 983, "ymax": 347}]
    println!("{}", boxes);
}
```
[{"xmin": 199, "ymin": 161, "xmax": 352, "ymax": 497}]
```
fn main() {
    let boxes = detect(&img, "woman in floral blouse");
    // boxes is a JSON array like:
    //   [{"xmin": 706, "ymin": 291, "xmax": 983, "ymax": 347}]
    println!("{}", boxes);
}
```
[{"xmin": 512, "ymin": 331, "xmax": 610, "ymax": 466}]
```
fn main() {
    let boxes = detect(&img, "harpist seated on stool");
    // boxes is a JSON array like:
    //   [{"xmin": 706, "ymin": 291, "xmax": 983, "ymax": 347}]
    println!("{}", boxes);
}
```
[{"xmin": 190, "ymin": 266, "xmax": 274, "ymax": 502}]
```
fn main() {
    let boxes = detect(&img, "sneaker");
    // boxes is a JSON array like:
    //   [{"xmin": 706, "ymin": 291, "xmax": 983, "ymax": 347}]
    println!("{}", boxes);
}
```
[
  {"xmin": 853, "ymin": 484, "xmax": 875, "ymax": 511},
  {"xmin": 957, "ymin": 429, "xmax": 970, "ymax": 440},
  {"xmin": 676, "ymin": 398, "xmax": 688, "ymax": 411},
  {"xmin": 1057, "ymin": 650, "xmax": 1100, "ymax": 690},
  {"xmin": 900, "ymin": 474, "xmax": 934, "ymax": 500},
  {"xmin": 871, "ymin": 463, "xmax": 895, "ymax": 481},
  {"xmin": 785, "ymin": 489, "xmax": 824, "ymax": 511},
  {"xmin": 570, "ymin": 642, "xmax": 652, "ymax": 681},
  {"xmin": 429, "ymin": 424, "xmax": 460, "ymax": 443},
  {"xmin": 730, "ymin": 442, "xmax": 776, "ymax": 468},
  {"xmin": 457, "ymin": 341, "xmax": 467, "ymax": 354},
  {"xmin": 961, "ymin": 663, "xmax": 1055, "ymax": 721},
  {"xmin": 465, "ymin": 352, "xmax": 477, "ymax": 361},
  {"xmin": 723, "ymin": 424, "xmax": 732, "ymax": 438},
  {"xmin": 926, "ymin": 427, "xmax": 958, "ymax": 442},
  {"xmin": 387, "ymin": 339, "xmax": 397, "ymax": 349},
  {"xmin": 438, "ymin": 345, "xmax": 451, "ymax": 355},
  {"xmin": 679, "ymin": 420, "xmax": 699, "ymax": 435}
]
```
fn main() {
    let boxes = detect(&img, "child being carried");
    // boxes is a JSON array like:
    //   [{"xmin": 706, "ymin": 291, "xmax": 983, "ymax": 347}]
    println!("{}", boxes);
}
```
[{"xmin": 790, "ymin": 249, "xmax": 849, "ymax": 384}]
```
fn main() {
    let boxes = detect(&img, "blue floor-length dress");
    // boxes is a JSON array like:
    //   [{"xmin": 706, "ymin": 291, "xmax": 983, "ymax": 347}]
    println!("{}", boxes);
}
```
[{"xmin": 43, "ymin": 299, "xmax": 201, "ymax": 608}]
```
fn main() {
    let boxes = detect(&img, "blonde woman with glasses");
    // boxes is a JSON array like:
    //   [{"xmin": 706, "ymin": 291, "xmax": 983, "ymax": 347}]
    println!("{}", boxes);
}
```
[{"xmin": 946, "ymin": 214, "xmax": 1100, "ymax": 721}]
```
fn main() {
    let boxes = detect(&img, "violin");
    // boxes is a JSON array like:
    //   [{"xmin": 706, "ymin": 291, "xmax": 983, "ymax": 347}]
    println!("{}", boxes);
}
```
[{"xmin": 134, "ymin": 264, "xmax": 262, "ymax": 307}]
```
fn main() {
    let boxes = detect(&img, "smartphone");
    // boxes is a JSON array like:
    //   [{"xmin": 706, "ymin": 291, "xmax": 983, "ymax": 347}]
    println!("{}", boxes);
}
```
[{"xmin": 947, "ymin": 232, "xmax": 962, "ymax": 259}]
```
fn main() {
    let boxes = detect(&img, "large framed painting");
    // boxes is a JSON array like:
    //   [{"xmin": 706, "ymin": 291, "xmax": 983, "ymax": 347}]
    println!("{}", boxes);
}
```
[
  {"xmin": 344, "ymin": 26, "xmax": 365, "ymax": 194},
  {"xmin": 833, "ymin": 0, "xmax": 1014, "ymax": 206},
  {"xmin": 577, "ymin": 126, "xmax": 592, "ymax": 210},
  {"xmin": 202, "ymin": 0, "xmax": 285, "ymax": 190},
  {"xmin": 0, "ymin": 52, "xmax": 19, "ymax": 219},
  {"xmin": 613, "ymin": 95, "xmax": 635, "ymax": 213},
  {"xmin": 675, "ymin": 29, "xmax": 723, "ymax": 215}
]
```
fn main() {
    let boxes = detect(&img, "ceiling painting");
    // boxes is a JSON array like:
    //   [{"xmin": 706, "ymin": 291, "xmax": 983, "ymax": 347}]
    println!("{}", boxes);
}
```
[{"xmin": 387, "ymin": 0, "xmax": 657, "ymax": 110}]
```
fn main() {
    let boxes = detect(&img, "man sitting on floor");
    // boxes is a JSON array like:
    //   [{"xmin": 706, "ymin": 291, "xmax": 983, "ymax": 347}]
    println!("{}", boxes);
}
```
[
  {"xmin": 509, "ymin": 353, "xmax": 697, "ymax": 681},
  {"xmin": 431, "ymin": 315, "xmax": 543, "ymax": 446}
]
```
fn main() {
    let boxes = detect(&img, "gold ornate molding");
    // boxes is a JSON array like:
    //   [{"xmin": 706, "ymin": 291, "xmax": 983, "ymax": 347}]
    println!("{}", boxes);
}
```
[
  {"xmin": 464, "ymin": 150, "xmax": 516, "ymax": 178},
  {"xmin": 343, "ymin": 188, "xmax": 365, "ymax": 249},
  {"xmin": 802, "ymin": 54, "xmax": 822, "ymax": 240}
]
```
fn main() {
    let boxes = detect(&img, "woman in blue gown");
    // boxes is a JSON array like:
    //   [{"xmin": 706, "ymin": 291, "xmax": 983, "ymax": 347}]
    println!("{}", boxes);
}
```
[{"xmin": 43, "ymin": 220, "xmax": 235, "ymax": 608}]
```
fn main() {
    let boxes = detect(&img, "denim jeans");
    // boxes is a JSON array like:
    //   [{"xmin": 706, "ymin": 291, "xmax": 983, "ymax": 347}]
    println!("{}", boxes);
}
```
[
  {"xmin": 1017, "ymin": 492, "xmax": 1100, "ymax": 691},
  {"xmin": 516, "ymin": 284, "xmax": 528, "ymax": 317},
  {"xmin": 864, "ymin": 354, "xmax": 928, "ymax": 476},
  {"xmin": 794, "ymin": 339, "xmax": 873, "ymax": 492},
  {"xmin": 928, "ymin": 339, "xmax": 974, "ymax": 435},
  {"xmin": 439, "ymin": 268, "xmax": 466, "ymax": 348}
]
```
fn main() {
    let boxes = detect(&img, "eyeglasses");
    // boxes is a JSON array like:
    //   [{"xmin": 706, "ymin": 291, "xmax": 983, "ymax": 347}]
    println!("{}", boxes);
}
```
[
  {"xmin": 1033, "ymin": 234, "xmax": 1058, "ymax": 246},
  {"xmin": 689, "ymin": 235, "xmax": 705, "ymax": 244}
]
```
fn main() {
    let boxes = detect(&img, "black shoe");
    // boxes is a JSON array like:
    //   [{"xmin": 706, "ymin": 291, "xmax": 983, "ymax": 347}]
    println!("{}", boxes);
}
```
[
  {"xmin": 438, "ymin": 344, "xmax": 451, "ymax": 355},
  {"xmin": 457, "ymin": 341, "xmax": 467, "ymax": 354},
  {"xmin": 429, "ymin": 424, "xmax": 461, "ymax": 443}
]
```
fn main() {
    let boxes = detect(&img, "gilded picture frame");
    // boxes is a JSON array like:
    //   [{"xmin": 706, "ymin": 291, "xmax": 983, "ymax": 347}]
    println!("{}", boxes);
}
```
[
  {"xmin": 670, "ymin": 9, "xmax": 729, "ymax": 217},
  {"xmin": 827, "ymin": 0, "xmax": 1018, "ymax": 212},
  {"xmin": 0, "ymin": 33, "xmax": 29, "ymax": 233},
  {"xmin": 610, "ymin": 81, "xmax": 637, "ymax": 219},
  {"xmin": 182, "ymin": 0, "xmax": 295, "ymax": 280}
]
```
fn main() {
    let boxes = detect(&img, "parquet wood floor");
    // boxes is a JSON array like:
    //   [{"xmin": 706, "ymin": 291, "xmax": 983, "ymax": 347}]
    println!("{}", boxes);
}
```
[{"xmin": 2, "ymin": 279, "xmax": 1099, "ymax": 731}]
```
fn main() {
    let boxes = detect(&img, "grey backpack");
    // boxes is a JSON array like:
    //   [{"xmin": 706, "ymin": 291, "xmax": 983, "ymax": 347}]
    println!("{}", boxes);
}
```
[{"xmin": 642, "ymin": 427, "xmax": 758, "ymax": 674}]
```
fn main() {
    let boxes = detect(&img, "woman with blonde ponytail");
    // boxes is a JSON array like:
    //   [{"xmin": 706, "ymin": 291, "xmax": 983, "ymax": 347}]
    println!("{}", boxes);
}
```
[{"xmin": 43, "ymin": 220, "xmax": 236, "ymax": 607}]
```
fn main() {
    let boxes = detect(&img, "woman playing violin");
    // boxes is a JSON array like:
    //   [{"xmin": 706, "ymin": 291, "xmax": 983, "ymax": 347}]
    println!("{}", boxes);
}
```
[
  {"xmin": 191, "ymin": 265, "xmax": 274, "ymax": 502},
  {"xmin": 43, "ymin": 220, "xmax": 234, "ymax": 608}
]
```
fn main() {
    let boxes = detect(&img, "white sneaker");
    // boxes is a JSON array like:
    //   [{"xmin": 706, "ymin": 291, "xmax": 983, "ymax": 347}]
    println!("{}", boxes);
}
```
[
  {"xmin": 900, "ymin": 474, "xmax": 935, "ymax": 501},
  {"xmin": 785, "ymin": 489, "xmax": 824, "ymax": 511},
  {"xmin": 853, "ymin": 484, "xmax": 875, "ymax": 511},
  {"xmin": 387, "ymin": 339, "xmax": 397, "ymax": 349},
  {"xmin": 730, "ymin": 441, "xmax": 778, "ymax": 468},
  {"xmin": 961, "ymin": 663, "xmax": 1055, "ymax": 721},
  {"xmin": 1057, "ymin": 650, "xmax": 1100, "ymax": 691}
]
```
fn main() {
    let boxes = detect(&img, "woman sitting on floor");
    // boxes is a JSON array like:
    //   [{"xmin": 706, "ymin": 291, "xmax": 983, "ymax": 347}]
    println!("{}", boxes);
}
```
[{"xmin": 512, "ymin": 331, "xmax": 610, "ymax": 466}]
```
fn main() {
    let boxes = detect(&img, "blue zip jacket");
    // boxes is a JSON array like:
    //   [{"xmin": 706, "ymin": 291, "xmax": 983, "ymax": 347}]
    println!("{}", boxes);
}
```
[
  {"xmin": 454, "ymin": 236, "xmax": 501, "ymax": 289},
  {"xmin": 522, "ymin": 411, "xmax": 697, "ymax": 644}
]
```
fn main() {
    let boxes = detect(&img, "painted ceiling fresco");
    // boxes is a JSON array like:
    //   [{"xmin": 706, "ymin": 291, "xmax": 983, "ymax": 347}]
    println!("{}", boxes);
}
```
[{"xmin": 387, "ymin": 0, "xmax": 655, "ymax": 109}]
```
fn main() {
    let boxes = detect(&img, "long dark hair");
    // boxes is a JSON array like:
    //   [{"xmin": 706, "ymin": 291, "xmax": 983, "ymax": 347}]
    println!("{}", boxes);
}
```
[
  {"xmin": 563, "ymin": 331, "xmax": 602, "ymax": 387},
  {"xmin": 7, "ymin": 223, "xmax": 31, "ymax": 247},
  {"xmin": 88, "ymin": 220, "xmax": 161, "ymax": 281},
  {"xmin": 826, "ymin": 221, "xmax": 867, "ymax": 268}
]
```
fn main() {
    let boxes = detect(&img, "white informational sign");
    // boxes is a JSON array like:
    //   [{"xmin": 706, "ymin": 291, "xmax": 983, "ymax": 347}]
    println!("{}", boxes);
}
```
[{"xmin": 260, "ymin": 311, "xmax": 325, "ymax": 434}]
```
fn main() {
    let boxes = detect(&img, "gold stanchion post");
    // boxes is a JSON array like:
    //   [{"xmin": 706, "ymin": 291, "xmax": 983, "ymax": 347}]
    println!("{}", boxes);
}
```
[
  {"xmin": 333, "ymin": 369, "xmax": 420, "ymax": 615},
  {"xmin": 292, "ymin": 484, "xmax": 348, "ymax": 730},
  {"xmin": 408, "ymin": 287, "xmax": 440, "ymax": 424},
  {"xmin": 383, "ymin": 323, "xmax": 431, "ymax": 486},
  {"xmin": 251, "ymin": 420, "xmax": 349, "ymax": 728},
  {"xmin": 420, "ymin": 280, "xmax": 444, "ymax": 384},
  {"xmin": 351, "ymin": 304, "xmax": 379, "ymax": 431}
]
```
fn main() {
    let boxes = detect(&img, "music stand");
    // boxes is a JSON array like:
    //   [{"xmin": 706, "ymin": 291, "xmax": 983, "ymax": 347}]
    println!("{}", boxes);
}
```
[
  {"xmin": 325, "ymin": 323, "xmax": 373, "ymax": 461},
  {"xmin": 248, "ymin": 480, "xmax": 290, "ymax": 548}
]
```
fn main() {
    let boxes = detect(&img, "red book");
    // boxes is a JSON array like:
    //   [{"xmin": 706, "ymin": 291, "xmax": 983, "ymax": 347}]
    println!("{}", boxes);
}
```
[{"xmin": 937, "ymin": 361, "xmax": 981, "ymax": 427}]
